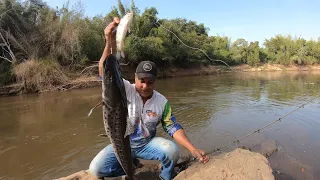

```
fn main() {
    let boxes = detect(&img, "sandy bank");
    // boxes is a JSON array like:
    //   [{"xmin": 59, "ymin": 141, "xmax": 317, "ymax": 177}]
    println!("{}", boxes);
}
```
[
  {"xmin": 56, "ymin": 138, "xmax": 315, "ymax": 180},
  {"xmin": 57, "ymin": 148, "xmax": 274, "ymax": 180}
]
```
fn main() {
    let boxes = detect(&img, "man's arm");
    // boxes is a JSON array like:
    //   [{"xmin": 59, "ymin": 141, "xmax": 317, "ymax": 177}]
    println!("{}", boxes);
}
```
[
  {"xmin": 99, "ymin": 17, "xmax": 120, "ymax": 77},
  {"xmin": 172, "ymin": 129, "xmax": 209, "ymax": 163},
  {"xmin": 161, "ymin": 101, "xmax": 209, "ymax": 164}
]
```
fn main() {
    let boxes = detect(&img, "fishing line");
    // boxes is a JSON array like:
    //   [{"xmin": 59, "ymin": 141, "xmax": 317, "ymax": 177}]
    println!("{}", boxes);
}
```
[
  {"xmin": 154, "ymin": 21, "xmax": 234, "ymax": 72},
  {"xmin": 154, "ymin": 19, "xmax": 319, "ymax": 103},
  {"xmin": 150, "ymin": 18, "xmax": 287, "ymax": 94},
  {"xmin": 175, "ymin": 93, "xmax": 319, "ymax": 167},
  {"xmin": 151, "ymin": 19, "xmax": 320, "ymax": 147},
  {"xmin": 116, "ymin": 11, "xmax": 319, "ymax": 162}
]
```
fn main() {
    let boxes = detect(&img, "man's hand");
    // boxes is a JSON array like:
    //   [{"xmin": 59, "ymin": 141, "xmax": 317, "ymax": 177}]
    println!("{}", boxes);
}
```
[
  {"xmin": 99, "ymin": 17, "xmax": 120, "ymax": 77},
  {"xmin": 191, "ymin": 148, "xmax": 209, "ymax": 164},
  {"xmin": 104, "ymin": 17, "xmax": 120, "ymax": 39},
  {"xmin": 172, "ymin": 129, "xmax": 210, "ymax": 164}
]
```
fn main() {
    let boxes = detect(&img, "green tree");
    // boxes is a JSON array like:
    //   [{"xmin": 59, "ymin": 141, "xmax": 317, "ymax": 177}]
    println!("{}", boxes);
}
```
[
  {"xmin": 231, "ymin": 38, "xmax": 248, "ymax": 64},
  {"xmin": 247, "ymin": 41, "xmax": 260, "ymax": 66},
  {"xmin": 117, "ymin": 0, "xmax": 126, "ymax": 17},
  {"xmin": 1, "ymin": 0, "xmax": 320, "ymax": 87},
  {"xmin": 137, "ymin": 7, "xmax": 158, "ymax": 38},
  {"xmin": 105, "ymin": 6, "xmax": 120, "ymax": 23}
]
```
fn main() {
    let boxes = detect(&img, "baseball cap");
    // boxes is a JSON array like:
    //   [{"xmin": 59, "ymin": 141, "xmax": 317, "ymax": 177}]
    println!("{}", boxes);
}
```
[{"xmin": 136, "ymin": 61, "xmax": 158, "ymax": 80}]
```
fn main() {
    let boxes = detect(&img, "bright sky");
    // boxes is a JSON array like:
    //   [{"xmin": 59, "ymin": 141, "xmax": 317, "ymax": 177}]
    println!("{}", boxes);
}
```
[{"xmin": 44, "ymin": 0, "xmax": 320, "ymax": 45}]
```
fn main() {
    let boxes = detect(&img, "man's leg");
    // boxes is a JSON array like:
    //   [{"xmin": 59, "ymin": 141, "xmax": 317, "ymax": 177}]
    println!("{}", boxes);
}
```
[
  {"xmin": 89, "ymin": 144, "xmax": 126, "ymax": 178},
  {"xmin": 135, "ymin": 137, "xmax": 180, "ymax": 180}
]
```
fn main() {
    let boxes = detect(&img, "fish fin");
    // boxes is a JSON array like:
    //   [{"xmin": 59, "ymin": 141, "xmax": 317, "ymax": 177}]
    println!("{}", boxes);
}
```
[
  {"xmin": 120, "ymin": 61, "xmax": 130, "ymax": 66},
  {"xmin": 121, "ymin": 51, "xmax": 125, "ymax": 59},
  {"xmin": 124, "ymin": 120, "xmax": 135, "ymax": 138},
  {"xmin": 87, "ymin": 101, "xmax": 104, "ymax": 117},
  {"xmin": 98, "ymin": 134, "xmax": 109, "ymax": 137}
]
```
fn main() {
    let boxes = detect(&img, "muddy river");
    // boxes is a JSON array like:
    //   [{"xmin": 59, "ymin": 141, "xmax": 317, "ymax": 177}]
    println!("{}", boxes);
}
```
[{"xmin": 0, "ymin": 71, "xmax": 319, "ymax": 179}]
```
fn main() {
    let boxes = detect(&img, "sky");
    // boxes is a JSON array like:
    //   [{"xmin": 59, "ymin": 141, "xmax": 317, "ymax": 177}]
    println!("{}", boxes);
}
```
[{"xmin": 44, "ymin": 0, "xmax": 320, "ymax": 45}]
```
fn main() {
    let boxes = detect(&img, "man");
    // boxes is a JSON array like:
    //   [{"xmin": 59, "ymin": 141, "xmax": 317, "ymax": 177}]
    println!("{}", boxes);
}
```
[{"xmin": 89, "ymin": 17, "xmax": 209, "ymax": 180}]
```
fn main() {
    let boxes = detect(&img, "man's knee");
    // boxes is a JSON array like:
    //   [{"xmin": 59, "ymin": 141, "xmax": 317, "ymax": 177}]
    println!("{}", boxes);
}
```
[
  {"xmin": 88, "ymin": 162, "xmax": 101, "ymax": 177},
  {"xmin": 88, "ymin": 145, "xmax": 115, "ymax": 178},
  {"xmin": 88, "ymin": 158, "xmax": 116, "ymax": 178},
  {"xmin": 155, "ymin": 138, "xmax": 180, "ymax": 163}
]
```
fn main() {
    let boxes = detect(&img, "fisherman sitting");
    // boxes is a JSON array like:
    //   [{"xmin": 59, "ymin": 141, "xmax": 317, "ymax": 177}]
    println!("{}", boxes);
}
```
[{"xmin": 89, "ymin": 17, "xmax": 209, "ymax": 180}]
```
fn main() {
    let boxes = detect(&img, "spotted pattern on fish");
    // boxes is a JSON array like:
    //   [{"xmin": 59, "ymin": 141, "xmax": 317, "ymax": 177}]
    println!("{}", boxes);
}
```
[{"xmin": 101, "ymin": 55, "xmax": 135, "ymax": 179}]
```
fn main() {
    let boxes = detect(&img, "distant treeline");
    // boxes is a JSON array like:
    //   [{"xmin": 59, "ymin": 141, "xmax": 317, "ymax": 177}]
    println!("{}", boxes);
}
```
[{"xmin": 1, "ymin": 0, "xmax": 320, "ymax": 86}]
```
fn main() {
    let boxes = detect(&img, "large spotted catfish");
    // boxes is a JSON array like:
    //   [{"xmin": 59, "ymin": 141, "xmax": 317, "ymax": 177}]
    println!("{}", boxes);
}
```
[{"xmin": 88, "ymin": 55, "xmax": 135, "ymax": 179}]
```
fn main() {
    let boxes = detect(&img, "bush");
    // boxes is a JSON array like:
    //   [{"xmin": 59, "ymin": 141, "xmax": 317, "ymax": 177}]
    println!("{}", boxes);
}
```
[
  {"xmin": 0, "ymin": 61, "xmax": 15, "ymax": 86},
  {"xmin": 13, "ymin": 59, "xmax": 69, "ymax": 92}
]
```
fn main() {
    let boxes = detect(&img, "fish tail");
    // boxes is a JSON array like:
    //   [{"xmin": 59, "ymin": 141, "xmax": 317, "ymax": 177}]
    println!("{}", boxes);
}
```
[
  {"xmin": 115, "ymin": 51, "xmax": 126, "ymax": 62},
  {"xmin": 116, "ymin": 52, "xmax": 121, "ymax": 61},
  {"xmin": 121, "ymin": 51, "xmax": 125, "ymax": 59}
]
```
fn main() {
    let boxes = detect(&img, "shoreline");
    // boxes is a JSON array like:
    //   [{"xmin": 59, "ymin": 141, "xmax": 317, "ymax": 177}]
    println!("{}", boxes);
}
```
[
  {"xmin": 57, "ymin": 139, "xmax": 314, "ymax": 180},
  {"xmin": 1, "ymin": 64, "xmax": 320, "ymax": 97}
]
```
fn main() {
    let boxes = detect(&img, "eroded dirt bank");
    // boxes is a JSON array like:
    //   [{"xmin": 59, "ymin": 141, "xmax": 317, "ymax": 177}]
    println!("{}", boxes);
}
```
[{"xmin": 56, "ymin": 139, "xmax": 314, "ymax": 180}]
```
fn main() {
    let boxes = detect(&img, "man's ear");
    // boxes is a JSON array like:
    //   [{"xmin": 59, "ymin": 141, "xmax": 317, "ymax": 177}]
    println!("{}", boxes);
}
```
[{"xmin": 134, "ymin": 73, "xmax": 139, "ymax": 82}]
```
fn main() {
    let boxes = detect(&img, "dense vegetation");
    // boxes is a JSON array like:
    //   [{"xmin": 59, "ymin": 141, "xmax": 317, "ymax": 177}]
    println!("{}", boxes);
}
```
[{"xmin": 0, "ymin": 0, "xmax": 319, "ymax": 88}]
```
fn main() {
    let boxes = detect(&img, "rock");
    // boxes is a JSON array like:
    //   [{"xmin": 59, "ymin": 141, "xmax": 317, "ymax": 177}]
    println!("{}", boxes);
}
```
[
  {"xmin": 56, "ymin": 163, "xmax": 161, "ymax": 180},
  {"xmin": 58, "ymin": 148, "xmax": 275, "ymax": 180},
  {"xmin": 237, "ymin": 139, "xmax": 315, "ymax": 180},
  {"xmin": 54, "ymin": 170, "xmax": 96, "ymax": 180},
  {"xmin": 268, "ymin": 145, "xmax": 315, "ymax": 180},
  {"xmin": 251, "ymin": 140, "xmax": 278, "ymax": 157},
  {"xmin": 174, "ymin": 148, "xmax": 274, "ymax": 180}
]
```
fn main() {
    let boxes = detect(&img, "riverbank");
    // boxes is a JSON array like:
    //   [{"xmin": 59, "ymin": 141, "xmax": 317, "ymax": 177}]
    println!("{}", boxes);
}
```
[
  {"xmin": 1, "ymin": 64, "xmax": 320, "ymax": 97},
  {"xmin": 56, "ymin": 140, "xmax": 314, "ymax": 180},
  {"xmin": 58, "ymin": 148, "xmax": 275, "ymax": 180}
]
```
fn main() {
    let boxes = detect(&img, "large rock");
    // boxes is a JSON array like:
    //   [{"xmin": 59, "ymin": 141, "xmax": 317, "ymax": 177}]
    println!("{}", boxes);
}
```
[
  {"xmin": 250, "ymin": 140, "xmax": 278, "ymax": 157},
  {"xmin": 57, "ymin": 148, "xmax": 274, "ymax": 180},
  {"xmin": 55, "ymin": 163, "xmax": 160, "ymax": 180},
  {"xmin": 174, "ymin": 148, "xmax": 274, "ymax": 180},
  {"xmin": 55, "ymin": 170, "xmax": 95, "ymax": 180}
]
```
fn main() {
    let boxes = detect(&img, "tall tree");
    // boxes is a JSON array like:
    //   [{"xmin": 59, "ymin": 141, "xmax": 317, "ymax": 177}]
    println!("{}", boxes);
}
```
[
  {"xmin": 247, "ymin": 41, "xmax": 260, "ymax": 66},
  {"xmin": 231, "ymin": 38, "xmax": 248, "ymax": 64},
  {"xmin": 105, "ymin": 6, "xmax": 120, "ymax": 23},
  {"xmin": 118, "ymin": 0, "xmax": 125, "ymax": 17},
  {"xmin": 131, "ymin": 0, "xmax": 139, "ymax": 14}
]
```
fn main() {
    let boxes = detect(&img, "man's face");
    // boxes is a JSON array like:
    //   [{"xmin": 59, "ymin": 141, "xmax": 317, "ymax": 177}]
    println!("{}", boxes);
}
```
[{"xmin": 135, "ymin": 74, "xmax": 156, "ymax": 99}]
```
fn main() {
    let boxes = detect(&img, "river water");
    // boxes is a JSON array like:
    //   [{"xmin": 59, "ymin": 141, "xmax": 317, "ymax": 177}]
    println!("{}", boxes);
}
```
[{"xmin": 0, "ymin": 71, "xmax": 319, "ymax": 179}]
